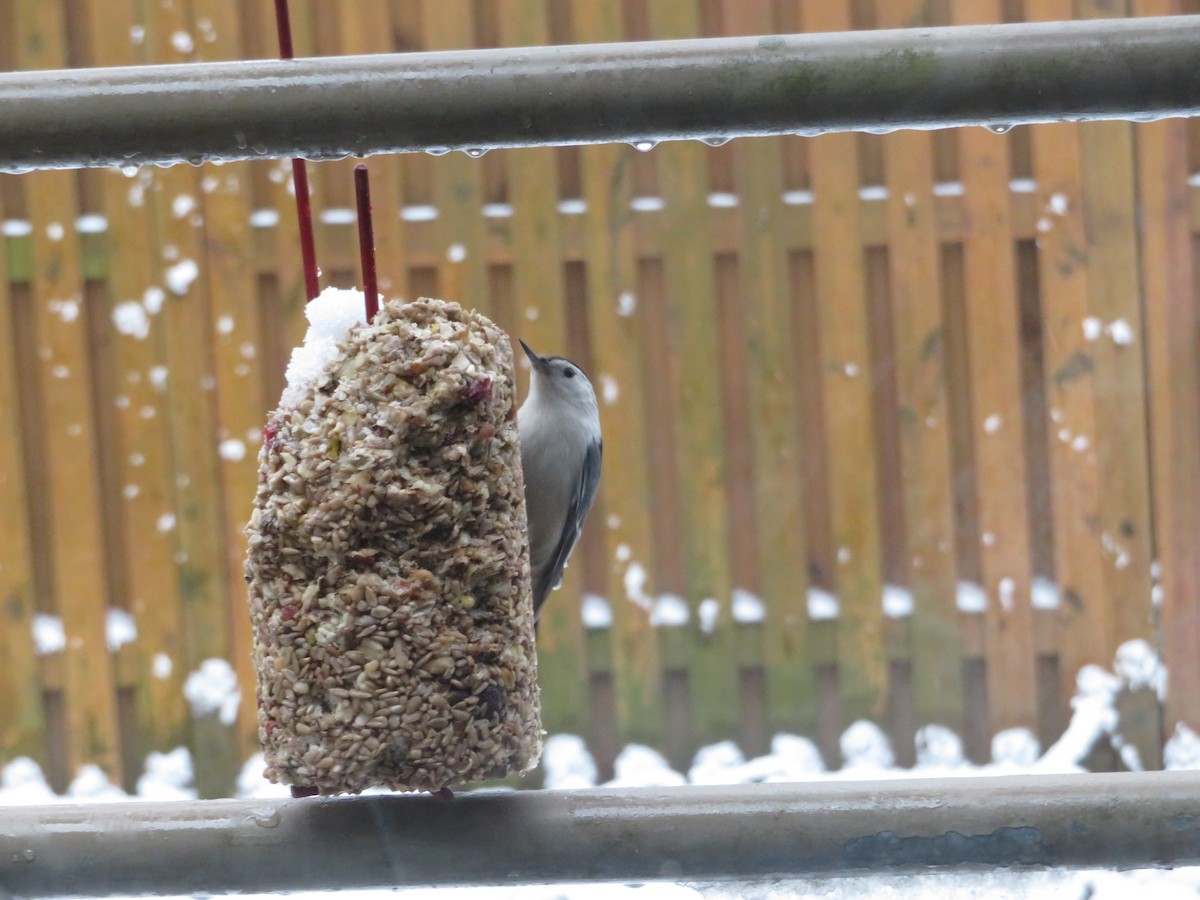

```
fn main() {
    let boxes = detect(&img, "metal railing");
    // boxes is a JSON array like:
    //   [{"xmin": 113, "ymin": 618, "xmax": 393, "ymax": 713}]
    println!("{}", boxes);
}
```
[
  {"xmin": 0, "ymin": 16, "xmax": 1198, "ymax": 170},
  {"xmin": 3, "ymin": 772, "xmax": 1200, "ymax": 895}
]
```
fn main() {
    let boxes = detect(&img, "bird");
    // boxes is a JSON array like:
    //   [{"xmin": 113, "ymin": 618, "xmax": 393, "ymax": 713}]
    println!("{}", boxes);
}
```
[{"xmin": 516, "ymin": 339, "xmax": 602, "ymax": 622}]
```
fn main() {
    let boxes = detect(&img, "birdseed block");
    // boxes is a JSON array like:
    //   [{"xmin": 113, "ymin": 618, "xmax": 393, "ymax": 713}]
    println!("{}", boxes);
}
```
[{"xmin": 245, "ymin": 292, "xmax": 542, "ymax": 794}]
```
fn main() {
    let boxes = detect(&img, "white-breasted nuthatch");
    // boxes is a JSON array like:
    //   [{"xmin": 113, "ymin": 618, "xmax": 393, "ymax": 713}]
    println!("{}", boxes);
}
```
[{"xmin": 517, "ymin": 340, "xmax": 602, "ymax": 621}]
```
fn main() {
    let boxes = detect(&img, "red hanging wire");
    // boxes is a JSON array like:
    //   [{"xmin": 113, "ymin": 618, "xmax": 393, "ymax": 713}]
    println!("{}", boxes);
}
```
[
  {"xmin": 355, "ymin": 164, "xmax": 379, "ymax": 323},
  {"xmin": 273, "ymin": 0, "xmax": 320, "ymax": 303}
]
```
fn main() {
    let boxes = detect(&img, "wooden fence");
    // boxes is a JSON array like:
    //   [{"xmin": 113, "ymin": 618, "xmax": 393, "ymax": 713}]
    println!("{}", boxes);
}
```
[{"xmin": 2, "ymin": 0, "xmax": 1199, "ymax": 796}]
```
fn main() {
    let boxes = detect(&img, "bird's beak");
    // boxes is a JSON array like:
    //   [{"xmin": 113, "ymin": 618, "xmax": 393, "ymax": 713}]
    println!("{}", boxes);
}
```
[{"xmin": 519, "ymin": 339, "xmax": 547, "ymax": 374}]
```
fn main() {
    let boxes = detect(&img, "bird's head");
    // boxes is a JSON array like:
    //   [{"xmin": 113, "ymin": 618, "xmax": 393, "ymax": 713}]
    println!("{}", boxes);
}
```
[{"xmin": 520, "ymin": 339, "xmax": 597, "ymax": 410}]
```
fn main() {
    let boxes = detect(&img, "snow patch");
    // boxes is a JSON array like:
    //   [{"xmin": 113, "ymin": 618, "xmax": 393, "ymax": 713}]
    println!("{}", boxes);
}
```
[
  {"xmin": 697, "ymin": 597, "xmax": 719, "ymax": 634},
  {"xmin": 76, "ymin": 214, "xmax": 108, "ymax": 234},
  {"xmin": 183, "ymin": 658, "xmax": 241, "ymax": 726},
  {"xmin": 731, "ymin": 588, "xmax": 765, "ymax": 623},
  {"xmin": 49, "ymin": 297, "xmax": 80, "ymax": 323},
  {"xmin": 807, "ymin": 586, "xmax": 839, "ymax": 620},
  {"xmin": 447, "ymin": 243, "xmax": 467, "ymax": 263},
  {"xmin": 152, "ymin": 653, "xmax": 173, "ymax": 679},
  {"xmin": 542, "ymin": 734, "xmax": 598, "ymax": 790},
  {"xmin": 68, "ymin": 765, "xmax": 126, "ymax": 802},
  {"xmin": 1108, "ymin": 318, "xmax": 1134, "ymax": 345},
  {"xmin": 1031, "ymin": 576, "xmax": 1060, "ymax": 609},
  {"xmin": 249, "ymin": 208, "xmax": 279, "ymax": 228},
  {"xmin": 33, "ymin": 613, "xmax": 66, "ymax": 655},
  {"xmin": 616, "ymin": 292, "xmax": 637, "ymax": 317},
  {"xmin": 171, "ymin": 31, "xmax": 194, "ymax": 53},
  {"xmin": 400, "ymin": 204, "xmax": 439, "ymax": 222},
  {"xmin": 219, "ymin": 438, "xmax": 247, "ymax": 462},
  {"xmin": 581, "ymin": 594, "xmax": 612, "ymax": 629},
  {"xmin": 1165, "ymin": 723, "xmax": 1200, "ymax": 770},
  {"xmin": 156, "ymin": 512, "xmax": 176, "ymax": 533},
  {"xmin": 650, "ymin": 593, "xmax": 689, "ymax": 626},
  {"xmin": 280, "ymin": 287, "xmax": 366, "ymax": 409},
  {"xmin": 956, "ymin": 580, "xmax": 987, "ymax": 613},
  {"xmin": 143, "ymin": 286, "xmax": 165, "ymax": 315},
  {"xmin": 607, "ymin": 745, "xmax": 685, "ymax": 787},
  {"xmin": 1113, "ymin": 638, "xmax": 1167, "ymax": 701},
  {"xmin": 137, "ymin": 748, "xmax": 196, "ymax": 801},
  {"xmin": 105, "ymin": 608, "xmax": 137, "ymax": 652},
  {"xmin": 883, "ymin": 583, "xmax": 913, "ymax": 618},
  {"xmin": 915, "ymin": 725, "xmax": 966, "ymax": 770},
  {"xmin": 599, "ymin": 373, "xmax": 619, "ymax": 405},
  {"xmin": 172, "ymin": 194, "xmax": 196, "ymax": 219},
  {"xmin": 112, "ymin": 301, "xmax": 150, "ymax": 339},
  {"xmin": 166, "ymin": 259, "xmax": 199, "ymax": 295},
  {"xmin": 839, "ymin": 720, "xmax": 895, "ymax": 772}
]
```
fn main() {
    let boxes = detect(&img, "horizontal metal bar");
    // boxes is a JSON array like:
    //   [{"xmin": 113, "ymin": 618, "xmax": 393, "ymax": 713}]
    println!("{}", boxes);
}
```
[
  {"xmin": 3, "ymin": 772, "xmax": 1200, "ymax": 896},
  {"xmin": 1, "ymin": 17, "xmax": 1199, "ymax": 171}
]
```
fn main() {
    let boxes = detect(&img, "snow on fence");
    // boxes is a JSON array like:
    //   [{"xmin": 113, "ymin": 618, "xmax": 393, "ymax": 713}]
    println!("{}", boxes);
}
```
[{"xmin": 0, "ymin": 0, "xmax": 1199, "ymax": 802}]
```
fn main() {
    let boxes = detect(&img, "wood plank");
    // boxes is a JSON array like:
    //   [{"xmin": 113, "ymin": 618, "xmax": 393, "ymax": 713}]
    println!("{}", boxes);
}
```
[
  {"xmin": 877, "ymin": 0, "xmax": 965, "ymax": 737},
  {"xmin": 949, "ymin": 0, "xmax": 1037, "ymax": 736},
  {"xmin": 1022, "ymin": 0, "xmax": 1110, "ymax": 720},
  {"xmin": 144, "ymin": 0, "xmax": 236, "ymax": 798},
  {"xmin": 497, "ymin": 0, "xmax": 589, "ymax": 739},
  {"xmin": 194, "ymin": 0, "xmax": 272, "ymax": 762},
  {"xmin": 645, "ymin": 1, "xmax": 738, "ymax": 751},
  {"xmin": 573, "ymin": 91, "xmax": 669, "ymax": 746},
  {"xmin": 1133, "ymin": 0, "xmax": 1200, "ymax": 733},
  {"xmin": 721, "ymin": 0, "xmax": 815, "ymax": 740},
  {"xmin": 334, "ymin": 2, "xmax": 407, "ymax": 301},
  {"xmin": 804, "ymin": 0, "xmax": 887, "ymax": 731},
  {"xmin": 1073, "ymin": 9, "xmax": 1156, "ymax": 663},
  {"xmin": 420, "ymin": 0, "xmax": 491, "ymax": 316},
  {"xmin": 0, "ymin": 182, "xmax": 44, "ymax": 764},
  {"xmin": 76, "ymin": 0, "xmax": 190, "ymax": 767},
  {"xmin": 13, "ymin": 0, "xmax": 121, "ymax": 781}
]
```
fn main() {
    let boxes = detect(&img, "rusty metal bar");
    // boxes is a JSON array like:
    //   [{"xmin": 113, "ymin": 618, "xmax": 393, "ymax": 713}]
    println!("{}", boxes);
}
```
[
  {"xmin": 0, "ymin": 16, "xmax": 1199, "ymax": 171},
  {"xmin": 3, "ymin": 772, "xmax": 1200, "ymax": 896}
]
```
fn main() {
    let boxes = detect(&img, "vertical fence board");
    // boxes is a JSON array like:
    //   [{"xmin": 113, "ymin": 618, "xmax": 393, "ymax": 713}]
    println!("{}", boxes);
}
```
[
  {"xmin": 1023, "ymin": 3, "xmax": 1112, "ymax": 719},
  {"xmin": 804, "ymin": 2, "xmax": 887, "ymax": 731},
  {"xmin": 420, "ymin": 0, "xmax": 491, "ymax": 316},
  {"xmin": 145, "ymin": 0, "xmax": 236, "ymax": 798},
  {"xmin": 196, "ymin": 0, "xmax": 270, "ymax": 759},
  {"xmin": 1135, "ymin": 0, "xmax": 1200, "ymax": 736},
  {"xmin": 1078, "ymin": 0, "xmax": 1156, "ymax": 668},
  {"xmin": 572, "ymin": 0, "xmax": 666, "ymax": 750},
  {"xmin": 647, "ymin": 1, "xmax": 739, "ymax": 750},
  {"xmin": 497, "ymin": 0, "xmax": 590, "ymax": 739},
  {"xmin": 950, "ymin": 0, "xmax": 1038, "ymax": 738},
  {"xmin": 878, "ymin": 0, "xmax": 964, "ymax": 738},
  {"xmin": 333, "ymin": 2, "xmax": 406, "ymax": 300},
  {"xmin": 78, "ymin": 0, "xmax": 190, "ymax": 766},
  {"xmin": 13, "ymin": 0, "xmax": 121, "ymax": 781},
  {"xmin": 720, "ymin": 0, "xmax": 815, "ymax": 739},
  {"xmin": 0, "ymin": 188, "xmax": 43, "ymax": 763}
]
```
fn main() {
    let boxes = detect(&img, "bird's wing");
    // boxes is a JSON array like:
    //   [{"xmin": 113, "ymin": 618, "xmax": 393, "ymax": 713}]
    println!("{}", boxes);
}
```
[{"xmin": 533, "ymin": 437, "xmax": 602, "ymax": 619}]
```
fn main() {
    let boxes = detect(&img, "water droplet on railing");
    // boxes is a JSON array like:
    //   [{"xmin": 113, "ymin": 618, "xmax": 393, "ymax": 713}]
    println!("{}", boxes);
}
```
[
  {"xmin": 701, "ymin": 136, "xmax": 730, "ymax": 147},
  {"xmin": 463, "ymin": 148, "xmax": 489, "ymax": 158},
  {"xmin": 632, "ymin": 141, "xmax": 658, "ymax": 152},
  {"xmin": 425, "ymin": 147, "xmax": 450, "ymax": 156},
  {"xmin": 986, "ymin": 122, "xmax": 1013, "ymax": 134}
]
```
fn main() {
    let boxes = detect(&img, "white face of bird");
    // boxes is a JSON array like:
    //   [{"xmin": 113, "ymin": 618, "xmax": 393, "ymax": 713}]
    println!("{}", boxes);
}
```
[{"xmin": 520, "ymin": 340, "xmax": 597, "ymax": 408}]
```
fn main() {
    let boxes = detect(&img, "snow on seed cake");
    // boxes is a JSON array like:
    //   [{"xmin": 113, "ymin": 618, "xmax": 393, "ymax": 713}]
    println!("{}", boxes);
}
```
[{"xmin": 245, "ymin": 291, "xmax": 541, "ymax": 794}]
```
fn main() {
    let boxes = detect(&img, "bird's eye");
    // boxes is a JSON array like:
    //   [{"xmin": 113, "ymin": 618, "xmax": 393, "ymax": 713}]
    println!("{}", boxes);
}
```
[{"xmin": 562, "ymin": 366, "xmax": 576, "ymax": 378}]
